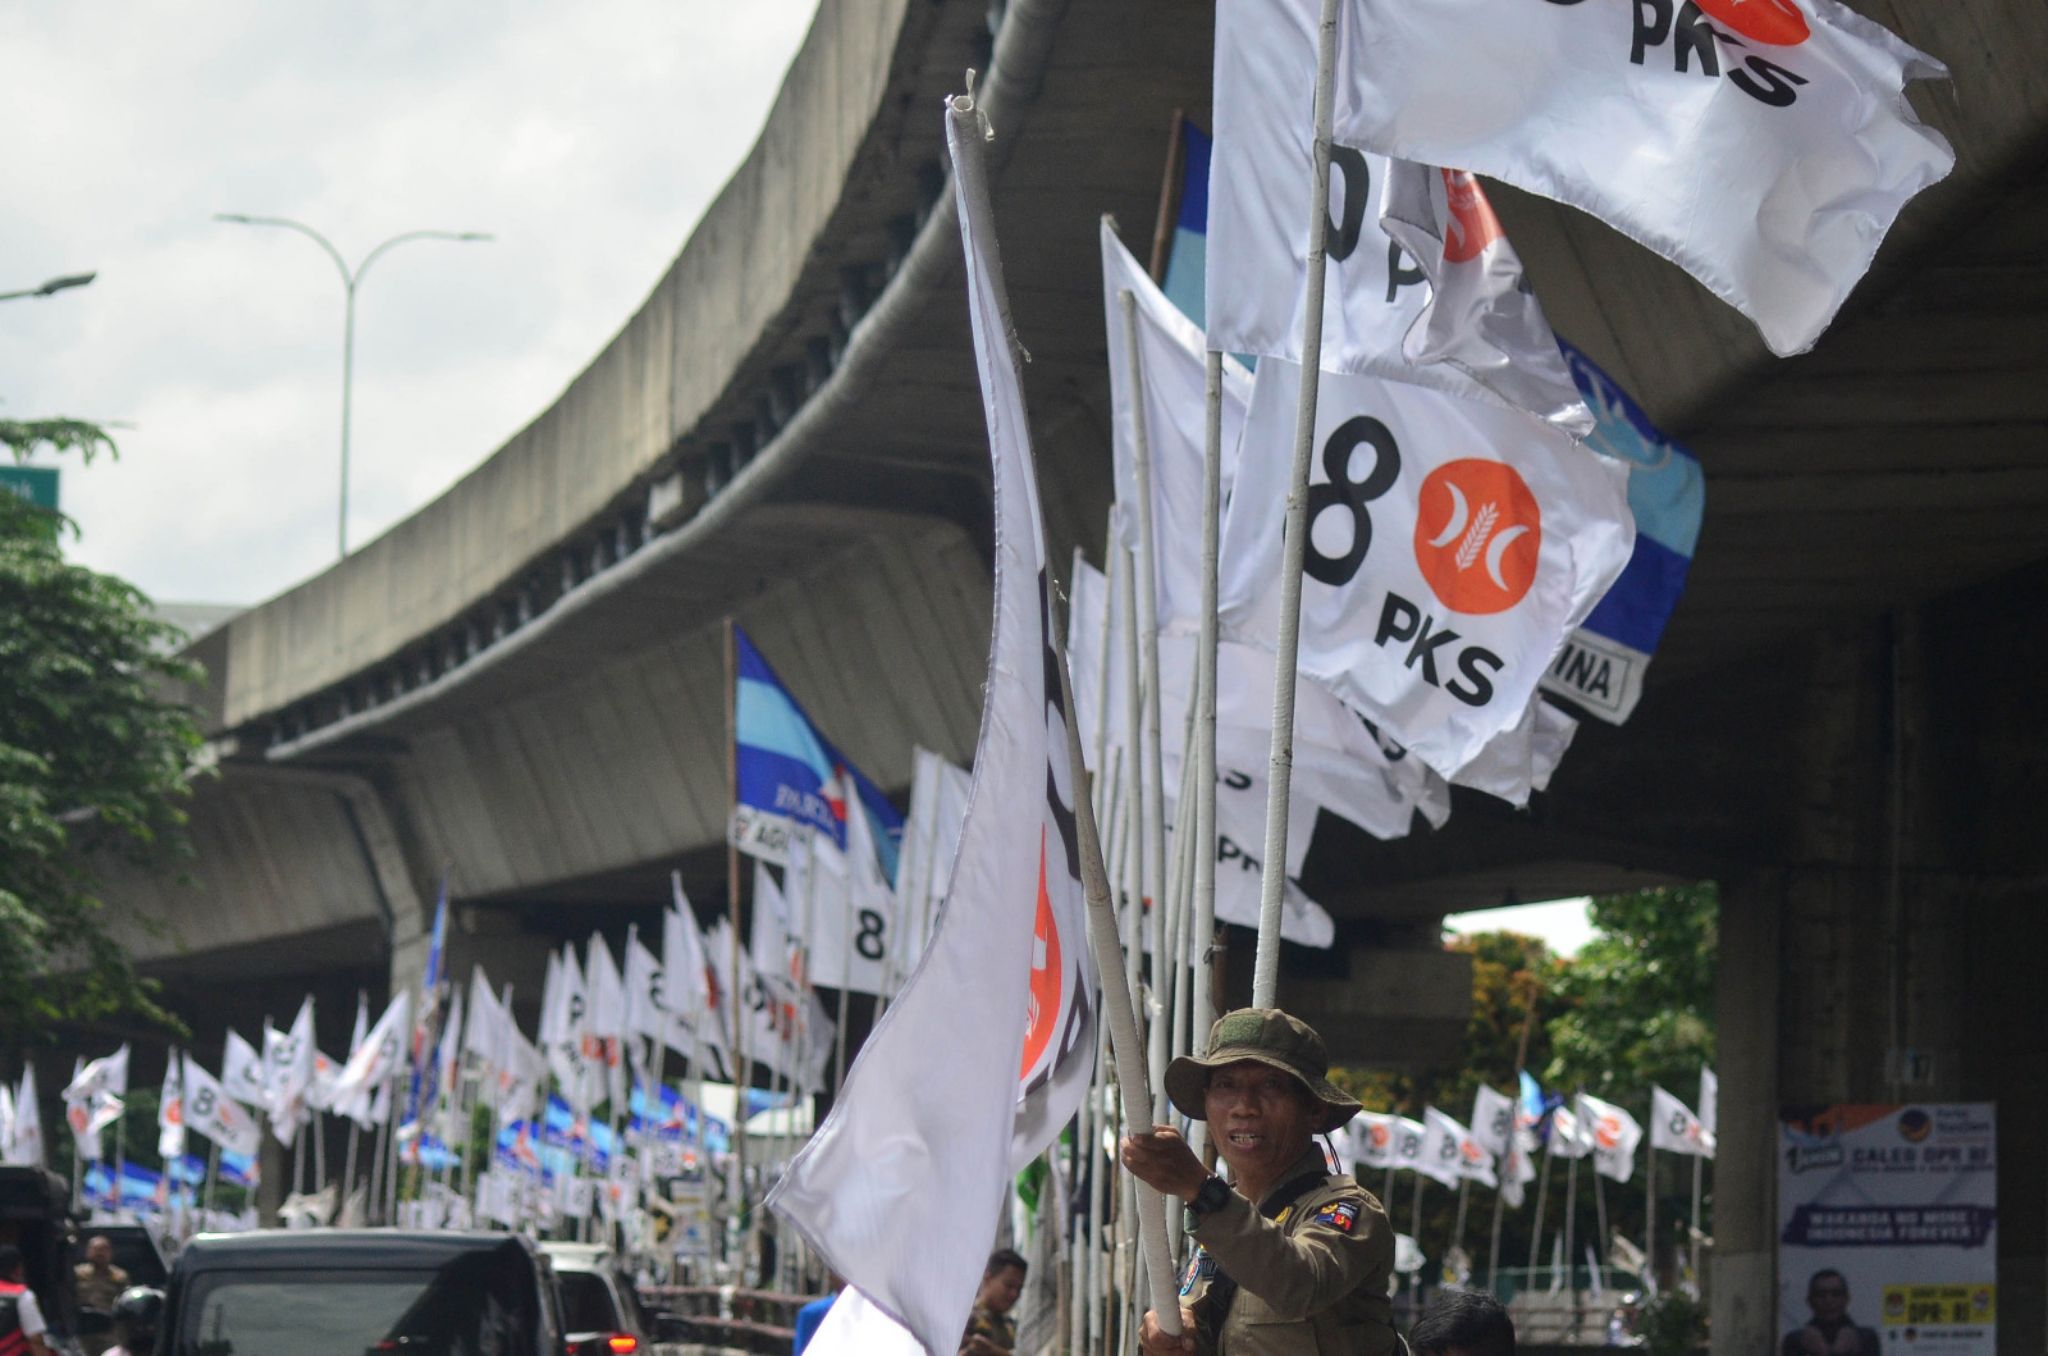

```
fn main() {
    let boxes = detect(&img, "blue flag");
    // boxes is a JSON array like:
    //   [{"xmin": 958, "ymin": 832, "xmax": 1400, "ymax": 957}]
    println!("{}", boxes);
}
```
[
  {"xmin": 731, "ymin": 626, "xmax": 904, "ymax": 876},
  {"xmin": 1160, "ymin": 121, "xmax": 1212, "ymax": 326},
  {"xmin": 218, "ymin": 1149, "xmax": 260, "ymax": 1189},
  {"xmin": 118, "ymin": 1161, "xmax": 165, "ymax": 1209},
  {"xmin": 1540, "ymin": 341, "xmax": 1704, "ymax": 723}
]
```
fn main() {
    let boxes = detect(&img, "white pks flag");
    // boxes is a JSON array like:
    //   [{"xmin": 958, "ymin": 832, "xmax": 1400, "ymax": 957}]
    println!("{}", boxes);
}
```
[
  {"xmin": 1334, "ymin": 0, "xmax": 1954, "ymax": 356},
  {"xmin": 1578, "ymin": 1091, "xmax": 1646, "ymax": 1183},
  {"xmin": 1650, "ymin": 1085, "xmax": 1715, "ymax": 1159},
  {"xmin": 182, "ymin": 1055, "xmax": 262, "ymax": 1157},
  {"xmin": 769, "ymin": 87, "xmax": 1099, "ymax": 1356},
  {"xmin": 1208, "ymin": 0, "xmax": 1589, "ymax": 432},
  {"xmin": 1219, "ymin": 360, "xmax": 1632, "ymax": 781}
]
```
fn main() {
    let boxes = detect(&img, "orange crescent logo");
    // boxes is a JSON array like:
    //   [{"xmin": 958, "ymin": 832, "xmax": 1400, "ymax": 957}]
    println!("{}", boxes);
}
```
[
  {"xmin": 1440, "ymin": 170, "xmax": 1504, "ymax": 264},
  {"xmin": 1412, "ymin": 459, "xmax": 1543, "ymax": 615},
  {"xmin": 1695, "ymin": 0, "xmax": 1810, "ymax": 45},
  {"xmin": 1019, "ymin": 829, "xmax": 1062, "ymax": 1078}
]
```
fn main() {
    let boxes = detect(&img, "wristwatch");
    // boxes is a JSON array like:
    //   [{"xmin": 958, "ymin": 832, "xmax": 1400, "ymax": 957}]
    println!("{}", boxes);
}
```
[{"xmin": 1185, "ymin": 1174, "xmax": 1232, "ymax": 1226}]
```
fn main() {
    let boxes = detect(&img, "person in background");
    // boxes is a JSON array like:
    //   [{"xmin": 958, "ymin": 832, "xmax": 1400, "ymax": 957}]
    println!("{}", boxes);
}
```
[
  {"xmin": 0, "ymin": 1244, "xmax": 55, "ymax": 1356},
  {"xmin": 1783, "ymin": 1270, "xmax": 1878, "ymax": 1356},
  {"xmin": 1411, "ymin": 1288, "xmax": 1517, "ymax": 1356},
  {"xmin": 793, "ymin": 1273, "xmax": 844, "ymax": 1356},
  {"xmin": 959, "ymin": 1249, "xmax": 1028, "ymax": 1356},
  {"xmin": 72, "ymin": 1235, "xmax": 129, "ymax": 1356},
  {"xmin": 102, "ymin": 1287, "xmax": 162, "ymax": 1356}
]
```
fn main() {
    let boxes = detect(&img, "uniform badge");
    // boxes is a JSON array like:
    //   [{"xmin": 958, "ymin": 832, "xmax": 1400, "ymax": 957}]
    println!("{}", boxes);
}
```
[{"xmin": 1311, "ymin": 1201, "xmax": 1360, "ymax": 1234}]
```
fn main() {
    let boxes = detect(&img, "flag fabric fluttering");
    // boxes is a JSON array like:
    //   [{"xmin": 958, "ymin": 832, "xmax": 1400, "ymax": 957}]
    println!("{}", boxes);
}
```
[
  {"xmin": 268, "ymin": 998, "xmax": 317, "ymax": 1144},
  {"xmin": 889, "ymin": 746, "xmax": 974, "ymax": 988},
  {"xmin": 1579, "ymin": 1092, "xmax": 1647, "ymax": 1183},
  {"xmin": 221, "ymin": 1028, "xmax": 269, "ymax": 1109},
  {"xmin": 158, "ymin": 1051, "xmax": 185, "ymax": 1159},
  {"xmin": 1207, "ymin": 0, "xmax": 1590, "ymax": 435},
  {"xmin": 1419, "ymin": 1106, "xmax": 1476, "ymax": 1188},
  {"xmin": 1699, "ymin": 1066, "xmax": 1719, "ymax": 1142},
  {"xmin": 3, "ymin": 1068, "xmax": 42, "ymax": 1167},
  {"xmin": 663, "ymin": 882, "xmax": 734, "ymax": 1079},
  {"xmin": 330, "ymin": 992, "xmax": 410, "ymax": 1110},
  {"xmin": 1375, "ymin": 160, "xmax": 1592, "ymax": 434},
  {"xmin": 1334, "ymin": 0, "xmax": 1954, "ymax": 356},
  {"xmin": 181, "ymin": 1056, "xmax": 261, "ymax": 1157},
  {"xmin": 1538, "ymin": 341, "xmax": 1704, "ymax": 725},
  {"xmin": 1218, "ymin": 359, "xmax": 1634, "ymax": 782},
  {"xmin": 1650, "ymin": 1085, "xmax": 1715, "ymax": 1159},
  {"xmin": 1102, "ymin": 217, "xmax": 1256, "ymax": 635},
  {"xmin": 731, "ymin": 626, "xmax": 904, "ymax": 871},
  {"xmin": 769, "ymin": 88, "xmax": 1099, "ymax": 1356},
  {"xmin": 1470, "ymin": 1084, "xmax": 1518, "ymax": 1158}
]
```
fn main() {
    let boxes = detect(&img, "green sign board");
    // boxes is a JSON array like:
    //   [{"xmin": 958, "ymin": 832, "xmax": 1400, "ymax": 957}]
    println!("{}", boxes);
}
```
[{"xmin": 0, "ymin": 465, "xmax": 59, "ymax": 511}]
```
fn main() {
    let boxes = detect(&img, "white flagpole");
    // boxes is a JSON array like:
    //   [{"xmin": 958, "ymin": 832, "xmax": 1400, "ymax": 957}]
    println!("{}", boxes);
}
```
[
  {"xmin": 1645, "ymin": 1141, "xmax": 1656, "ymax": 1289},
  {"xmin": 1118, "ymin": 292, "xmax": 1175, "ymax": 1130},
  {"xmin": 1053, "ymin": 525, "xmax": 1182, "ymax": 1343},
  {"xmin": 1189, "ymin": 348, "xmax": 1224, "ymax": 1072},
  {"xmin": 1250, "ymin": 0, "xmax": 1343, "ymax": 1008},
  {"xmin": 1487, "ymin": 1170, "xmax": 1507, "ymax": 1296},
  {"xmin": 1592, "ymin": 1154, "xmax": 1610, "ymax": 1268}
]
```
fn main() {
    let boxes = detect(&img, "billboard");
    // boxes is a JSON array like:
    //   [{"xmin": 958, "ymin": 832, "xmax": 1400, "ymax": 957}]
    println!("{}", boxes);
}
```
[{"xmin": 1779, "ymin": 1104, "xmax": 1996, "ymax": 1356}]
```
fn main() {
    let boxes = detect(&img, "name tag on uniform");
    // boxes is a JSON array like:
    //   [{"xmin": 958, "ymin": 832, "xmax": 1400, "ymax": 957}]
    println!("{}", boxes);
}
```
[{"xmin": 1311, "ymin": 1201, "xmax": 1360, "ymax": 1234}]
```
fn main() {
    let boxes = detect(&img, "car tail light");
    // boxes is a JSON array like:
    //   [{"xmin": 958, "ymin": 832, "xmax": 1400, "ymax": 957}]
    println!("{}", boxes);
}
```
[{"xmin": 606, "ymin": 1336, "xmax": 638, "ymax": 1354}]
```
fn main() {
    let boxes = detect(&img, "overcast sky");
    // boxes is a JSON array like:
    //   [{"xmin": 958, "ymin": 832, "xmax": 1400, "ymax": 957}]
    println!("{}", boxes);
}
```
[
  {"xmin": 1444, "ymin": 896, "xmax": 1596, "ymax": 957},
  {"xmin": 1, "ymin": 1, "xmax": 819, "ymax": 607}
]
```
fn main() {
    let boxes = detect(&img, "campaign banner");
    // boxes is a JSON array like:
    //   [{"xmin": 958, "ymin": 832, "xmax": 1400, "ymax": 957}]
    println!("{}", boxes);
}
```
[{"xmin": 1779, "ymin": 1104, "xmax": 1996, "ymax": 1356}]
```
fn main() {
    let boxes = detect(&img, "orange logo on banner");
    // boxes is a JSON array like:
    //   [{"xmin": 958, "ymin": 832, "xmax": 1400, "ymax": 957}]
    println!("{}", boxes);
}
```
[
  {"xmin": 1695, "ymin": 0, "xmax": 1810, "ymax": 45},
  {"xmin": 1413, "ymin": 459, "xmax": 1542, "ymax": 615},
  {"xmin": 1440, "ymin": 170, "xmax": 1504, "ymax": 264},
  {"xmin": 1019, "ymin": 829, "xmax": 1062, "ymax": 1078}
]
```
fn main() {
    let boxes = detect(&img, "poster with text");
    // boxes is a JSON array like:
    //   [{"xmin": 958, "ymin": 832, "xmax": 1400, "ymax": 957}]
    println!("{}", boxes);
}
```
[{"xmin": 1779, "ymin": 1104, "xmax": 1996, "ymax": 1356}]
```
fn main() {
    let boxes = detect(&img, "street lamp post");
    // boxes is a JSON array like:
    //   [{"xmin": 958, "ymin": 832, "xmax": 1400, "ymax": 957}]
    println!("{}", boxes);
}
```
[
  {"xmin": 215, "ymin": 215, "xmax": 490, "ymax": 559},
  {"xmin": 0, "ymin": 272, "xmax": 97, "ymax": 303}
]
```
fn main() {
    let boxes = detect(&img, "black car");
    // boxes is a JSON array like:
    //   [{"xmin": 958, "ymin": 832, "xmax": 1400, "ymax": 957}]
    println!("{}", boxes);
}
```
[{"xmin": 159, "ymin": 1229, "xmax": 563, "ymax": 1356}]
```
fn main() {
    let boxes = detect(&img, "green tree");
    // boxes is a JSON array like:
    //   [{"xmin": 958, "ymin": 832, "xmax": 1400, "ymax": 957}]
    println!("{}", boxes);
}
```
[
  {"xmin": 1543, "ymin": 883, "xmax": 1718, "ymax": 1101},
  {"xmin": 2, "ymin": 422, "xmax": 201, "ymax": 1049}
]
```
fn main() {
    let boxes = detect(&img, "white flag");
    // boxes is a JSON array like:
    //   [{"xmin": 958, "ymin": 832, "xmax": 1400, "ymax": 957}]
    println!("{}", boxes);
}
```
[
  {"xmin": 802, "ymin": 792, "xmax": 898, "ymax": 998},
  {"xmin": 63, "ymin": 1045, "xmax": 130, "ymax": 1104},
  {"xmin": 1335, "ymin": 0, "xmax": 1953, "ymax": 356},
  {"xmin": 221, "ymin": 1028, "xmax": 270, "ymax": 1109},
  {"xmin": 1418, "ymin": 1106, "xmax": 1473, "ymax": 1187},
  {"xmin": 1376, "ymin": 160, "xmax": 1591, "ymax": 432},
  {"xmin": 663, "ymin": 883, "xmax": 734, "ymax": 1079},
  {"xmin": 1351, "ymin": 1111, "xmax": 1401, "ymax": 1170},
  {"xmin": 1499, "ymin": 1134, "xmax": 1539, "ymax": 1209},
  {"xmin": 708, "ymin": 918, "xmax": 829, "ymax": 1091},
  {"xmin": 158, "ymin": 1049, "xmax": 185, "ymax": 1159},
  {"xmin": 1449, "ymin": 696, "xmax": 1578, "ymax": 809},
  {"xmin": 330, "ymin": 992, "xmax": 411, "ymax": 1107},
  {"xmin": 1471, "ymin": 1084, "xmax": 1518, "ymax": 1158},
  {"xmin": 1578, "ymin": 1092, "xmax": 1645, "ymax": 1183},
  {"xmin": 268, "ymin": 998, "xmax": 317, "ymax": 1141},
  {"xmin": 1218, "ymin": 360, "xmax": 1633, "ymax": 781},
  {"xmin": 1650, "ymin": 1085, "xmax": 1715, "ymax": 1159},
  {"xmin": 4, "ymin": 1067, "xmax": 42, "ymax": 1167},
  {"xmin": 182, "ymin": 1056, "xmax": 261, "ymax": 1157},
  {"xmin": 1102, "ymin": 217, "xmax": 1256, "ymax": 633},
  {"xmin": 1549, "ymin": 1103, "xmax": 1593, "ymax": 1160},
  {"xmin": 890, "ymin": 746, "xmax": 974, "ymax": 986},
  {"xmin": 542, "ymin": 946, "xmax": 598, "ymax": 1110},
  {"xmin": 768, "ymin": 90, "xmax": 1100, "ymax": 1356},
  {"xmin": 1699, "ymin": 1067, "xmax": 1718, "ymax": 1140},
  {"xmin": 1162, "ymin": 761, "xmax": 1335, "ymax": 949},
  {"xmin": 584, "ymin": 934, "xmax": 629, "ymax": 1108}
]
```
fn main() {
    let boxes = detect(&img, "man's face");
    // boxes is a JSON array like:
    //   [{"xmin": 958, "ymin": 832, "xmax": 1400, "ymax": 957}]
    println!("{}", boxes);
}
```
[
  {"xmin": 88, "ymin": 1238, "xmax": 113, "ymax": 1267},
  {"xmin": 1204, "ymin": 1060, "xmax": 1318, "ymax": 1184},
  {"xmin": 1809, "ymin": 1275, "xmax": 1850, "ymax": 1323},
  {"xmin": 982, "ymin": 1265, "xmax": 1026, "ymax": 1314}
]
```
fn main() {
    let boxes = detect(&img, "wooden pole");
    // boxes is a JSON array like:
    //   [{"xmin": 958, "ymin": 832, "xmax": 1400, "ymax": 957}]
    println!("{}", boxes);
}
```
[
  {"xmin": 1251, "ymin": 0, "xmax": 1344, "ymax": 1007},
  {"xmin": 1146, "ymin": 109, "xmax": 1187, "ymax": 283}
]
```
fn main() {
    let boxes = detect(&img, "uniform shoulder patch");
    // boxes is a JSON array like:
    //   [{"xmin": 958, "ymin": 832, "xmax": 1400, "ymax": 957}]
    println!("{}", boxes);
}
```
[
  {"xmin": 1179, "ymin": 1245, "xmax": 1216, "ymax": 1296},
  {"xmin": 1311, "ymin": 1200, "xmax": 1361, "ymax": 1233}
]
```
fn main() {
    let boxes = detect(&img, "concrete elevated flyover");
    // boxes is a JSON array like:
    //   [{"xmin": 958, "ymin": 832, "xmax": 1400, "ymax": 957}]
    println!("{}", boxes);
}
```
[{"xmin": 66, "ymin": 0, "xmax": 2048, "ymax": 1347}]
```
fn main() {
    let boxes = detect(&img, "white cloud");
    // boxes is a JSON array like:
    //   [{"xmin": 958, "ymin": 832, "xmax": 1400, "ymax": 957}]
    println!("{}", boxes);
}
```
[{"xmin": 0, "ymin": 0, "xmax": 818, "ymax": 603}]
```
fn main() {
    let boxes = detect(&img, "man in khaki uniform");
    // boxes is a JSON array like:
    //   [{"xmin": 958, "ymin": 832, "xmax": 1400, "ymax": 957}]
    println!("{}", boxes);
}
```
[
  {"xmin": 72, "ymin": 1237, "xmax": 129, "ymax": 1356},
  {"xmin": 1123, "ymin": 1008, "xmax": 1397, "ymax": 1356}
]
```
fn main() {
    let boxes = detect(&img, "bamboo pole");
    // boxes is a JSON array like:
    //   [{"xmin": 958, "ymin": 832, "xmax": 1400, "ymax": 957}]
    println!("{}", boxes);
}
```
[{"xmin": 1250, "ymin": 0, "xmax": 1344, "ymax": 1008}]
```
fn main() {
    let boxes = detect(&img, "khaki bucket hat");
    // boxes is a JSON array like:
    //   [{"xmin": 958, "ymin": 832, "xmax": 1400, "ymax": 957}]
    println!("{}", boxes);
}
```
[{"xmin": 1165, "ymin": 1007, "xmax": 1362, "ymax": 1134}]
